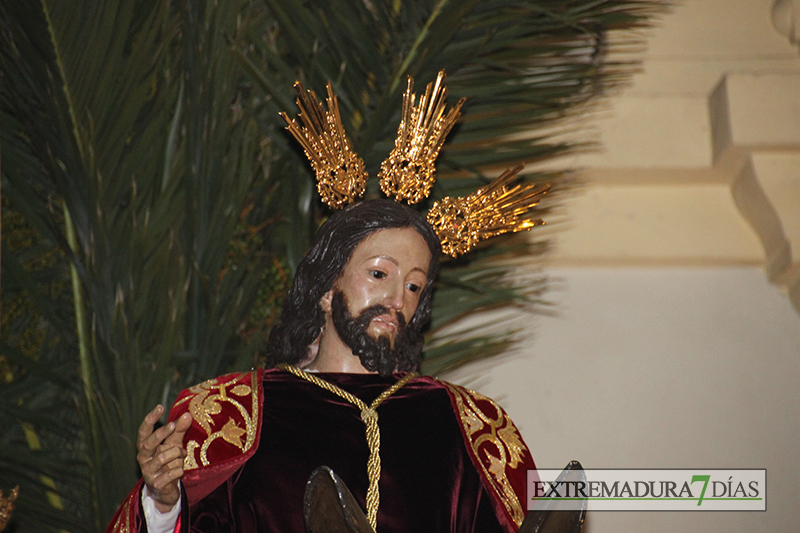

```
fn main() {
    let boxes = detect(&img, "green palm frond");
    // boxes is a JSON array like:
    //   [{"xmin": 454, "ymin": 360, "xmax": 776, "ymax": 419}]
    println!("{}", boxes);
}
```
[{"xmin": 1, "ymin": 0, "xmax": 279, "ymax": 529}]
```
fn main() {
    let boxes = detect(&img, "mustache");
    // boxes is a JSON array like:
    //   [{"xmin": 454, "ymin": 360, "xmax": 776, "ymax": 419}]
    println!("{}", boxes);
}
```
[{"xmin": 354, "ymin": 304, "xmax": 407, "ymax": 330}]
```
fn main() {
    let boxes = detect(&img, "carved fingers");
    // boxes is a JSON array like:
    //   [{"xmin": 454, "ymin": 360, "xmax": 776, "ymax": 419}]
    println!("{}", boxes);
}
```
[{"xmin": 137, "ymin": 405, "xmax": 192, "ymax": 512}]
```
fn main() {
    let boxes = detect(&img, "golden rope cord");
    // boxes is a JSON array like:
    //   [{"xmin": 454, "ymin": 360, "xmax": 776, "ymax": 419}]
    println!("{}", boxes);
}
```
[{"xmin": 276, "ymin": 364, "xmax": 419, "ymax": 531}]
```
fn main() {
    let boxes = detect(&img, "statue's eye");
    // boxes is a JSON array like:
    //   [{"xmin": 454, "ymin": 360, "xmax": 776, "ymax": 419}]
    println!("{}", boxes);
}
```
[
  {"xmin": 406, "ymin": 283, "xmax": 421, "ymax": 293},
  {"xmin": 370, "ymin": 270, "xmax": 387, "ymax": 279}
]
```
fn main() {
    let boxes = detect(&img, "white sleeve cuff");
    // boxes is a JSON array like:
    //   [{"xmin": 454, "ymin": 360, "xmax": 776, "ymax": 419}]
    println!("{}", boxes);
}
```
[{"xmin": 141, "ymin": 485, "xmax": 181, "ymax": 533}]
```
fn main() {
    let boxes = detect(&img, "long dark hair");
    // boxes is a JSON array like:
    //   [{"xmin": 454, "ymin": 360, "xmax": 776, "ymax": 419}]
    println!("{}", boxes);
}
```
[{"xmin": 265, "ymin": 199, "xmax": 441, "ymax": 369}]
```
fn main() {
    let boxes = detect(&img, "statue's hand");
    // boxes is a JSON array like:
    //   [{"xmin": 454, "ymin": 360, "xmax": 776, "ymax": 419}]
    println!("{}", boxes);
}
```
[{"xmin": 137, "ymin": 405, "xmax": 192, "ymax": 513}]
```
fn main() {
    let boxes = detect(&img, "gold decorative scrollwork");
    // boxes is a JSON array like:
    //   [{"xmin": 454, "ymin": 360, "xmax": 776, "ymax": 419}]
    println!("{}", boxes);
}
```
[
  {"xmin": 443, "ymin": 383, "xmax": 527, "ymax": 527},
  {"xmin": 179, "ymin": 371, "xmax": 259, "ymax": 470}
]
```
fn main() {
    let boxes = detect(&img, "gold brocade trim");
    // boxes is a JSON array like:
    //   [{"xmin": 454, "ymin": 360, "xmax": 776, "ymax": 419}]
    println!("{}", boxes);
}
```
[
  {"xmin": 182, "ymin": 371, "xmax": 259, "ymax": 470},
  {"xmin": 111, "ymin": 497, "xmax": 130, "ymax": 533},
  {"xmin": 0, "ymin": 487, "xmax": 18, "ymax": 533},
  {"xmin": 443, "ymin": 382, "xmax": 526, "ymax": 527},
  {"xmin": 277, "ymin": 364, "xmax": 418, "ymax": 532}
]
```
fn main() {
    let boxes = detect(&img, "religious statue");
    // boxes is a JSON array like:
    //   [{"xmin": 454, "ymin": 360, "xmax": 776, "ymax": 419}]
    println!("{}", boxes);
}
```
[{"xmin": 106, "ymin": 72, "xmax": 553, "ymax": 533}]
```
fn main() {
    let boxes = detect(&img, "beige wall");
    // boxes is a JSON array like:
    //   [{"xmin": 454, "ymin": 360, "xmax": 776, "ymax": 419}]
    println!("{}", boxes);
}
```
[
  {"xmin": 549, "ymin": 0, "xmax": 800, "ymax": 303},
  {"xmin": 446, "ymin": 267, "xmax": 800, "ymax": 532},
  {"xmin": 444, "ymin": 1, "xmax": 800, "ymax": 531}
]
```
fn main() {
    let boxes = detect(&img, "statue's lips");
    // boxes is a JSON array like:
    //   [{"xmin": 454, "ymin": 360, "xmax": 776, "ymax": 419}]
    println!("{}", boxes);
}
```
[{"xmin": 371, "ymin": 315, "xmax": 398, "ymax": 331}]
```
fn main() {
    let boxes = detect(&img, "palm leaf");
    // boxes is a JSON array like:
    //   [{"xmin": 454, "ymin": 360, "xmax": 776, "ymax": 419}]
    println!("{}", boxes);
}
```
[{"xmin": 1, "ymin": 0, "xmax": 280, "ymax": 529}]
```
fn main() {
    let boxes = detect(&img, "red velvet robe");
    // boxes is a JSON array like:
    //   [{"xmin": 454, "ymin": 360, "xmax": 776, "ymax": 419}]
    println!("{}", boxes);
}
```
[{"xmin": 107, "ymin": 368, "xmax": 535, "ymax": 533}]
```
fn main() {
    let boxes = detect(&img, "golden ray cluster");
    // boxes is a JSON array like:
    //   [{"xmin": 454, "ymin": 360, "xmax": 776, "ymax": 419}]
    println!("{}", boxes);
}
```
[
  {"xmin": 281, "ymin": 73, "xmax": 549, "ymax": 256},
  {"xmin": 378, "ymin": 72, "xmax": 465, "ymax": 204},
  {"xmin": 279, "ymin": 82, "xmax": 367, "ymax": 209},
  {"xmin": 427, "ymin": 165, "xmax": 550, "ymax": 257}
]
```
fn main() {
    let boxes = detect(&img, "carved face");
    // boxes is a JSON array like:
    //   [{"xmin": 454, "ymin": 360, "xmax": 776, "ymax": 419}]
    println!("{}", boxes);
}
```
[{"xmin": 322, "ymin": 226, "xmax": 431, "ymax": 347}]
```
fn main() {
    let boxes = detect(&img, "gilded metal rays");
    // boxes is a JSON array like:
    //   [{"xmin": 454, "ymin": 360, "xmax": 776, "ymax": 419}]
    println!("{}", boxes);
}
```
[
  {"xmin": 279, "ymin": 82, "xmax": 367, "ymax": 209},
  {"xmin": 281, "ymin": 71, "xmax": 549, "ymax": 256},
  {"xmin": 378, "ymin": 74, "xmax": 465, "ymax": 204},
  {"xmin": 427, "ymin": 166, "xmax": 550, "ymax": 257}
]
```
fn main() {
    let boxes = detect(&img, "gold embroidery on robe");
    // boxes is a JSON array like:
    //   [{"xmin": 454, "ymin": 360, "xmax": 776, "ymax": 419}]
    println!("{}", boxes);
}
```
[
  {"xmin": 443, "ymin": 382, "xmax": 527, "ymax": 527},
  {"xmin": 181, "ymin": 371, "xmax": 259, "ymax": 470},
  {"xmin": 111, "ymin": 497, "xmax": 131, "ymax": 533}
]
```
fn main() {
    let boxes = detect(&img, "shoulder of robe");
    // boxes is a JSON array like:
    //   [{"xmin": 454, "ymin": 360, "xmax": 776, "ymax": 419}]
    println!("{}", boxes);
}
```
[
  {"xmin": 435, "ymin": 378, "xmax": 537, "ymax": 531},
  {"xmin": 169, "ymin": 369, "xmax": 264, "ymax": 471}
]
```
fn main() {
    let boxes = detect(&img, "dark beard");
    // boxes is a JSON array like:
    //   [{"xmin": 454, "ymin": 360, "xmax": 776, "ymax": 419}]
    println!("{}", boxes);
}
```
[{"xmin": 330, "ymin": 290, "xmax": 415, "ymax": 378}]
